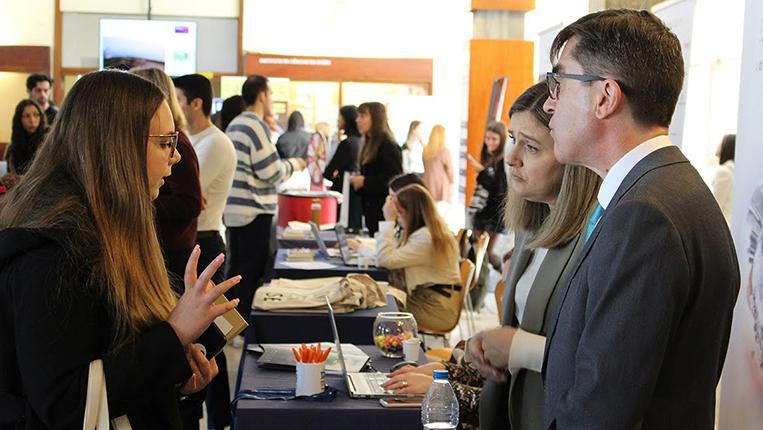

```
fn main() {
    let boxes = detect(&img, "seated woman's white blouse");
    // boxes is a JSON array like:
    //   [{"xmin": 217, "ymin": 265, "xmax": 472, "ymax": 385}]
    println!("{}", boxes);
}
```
[{"xmin": 376, "ymin": 221, "xmax": 461, "ymax": 294}]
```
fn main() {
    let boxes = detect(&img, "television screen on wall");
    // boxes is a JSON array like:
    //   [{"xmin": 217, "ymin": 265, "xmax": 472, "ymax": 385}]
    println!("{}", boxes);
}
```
[{"xmin": 100, "ymin": 19, "xmax": 197, "ymax": 76}]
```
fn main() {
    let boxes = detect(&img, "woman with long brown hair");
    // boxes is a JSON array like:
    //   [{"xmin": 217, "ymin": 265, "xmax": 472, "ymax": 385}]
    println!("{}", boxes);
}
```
[
  {"xmin": 376, "ymin": 183, "xmax": 461, "ymax": 332},
  {"xmin": 6, "ymin": 99, "xmax": 49, "ymax": 175},
  {"xmin": 0, "ymin": 70, "xmax": 240, "ymax": 428},
  {"xmin": 470, "ymin": 82, "xmax": 600, "ymax": 430},
  {"xmin": 467, "ymin": 121, "xmax": 508, "ymax": 272},
  {"xmin": 402, "ymin": 120, "xmax": 425, "ymax": 175},
  {"xmin": 349, "ymin": 102, "xmax": 403, "ymax": 235}
]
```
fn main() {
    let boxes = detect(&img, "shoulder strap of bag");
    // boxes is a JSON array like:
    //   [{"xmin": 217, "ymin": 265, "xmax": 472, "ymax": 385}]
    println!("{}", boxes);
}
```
[
  {"xmin": 83, "ymin": 360, "xmax": 132, "ymax": 430},
  {"xmin": 82, "ymin": 359, "xmax": 108, "ymax": 430}
]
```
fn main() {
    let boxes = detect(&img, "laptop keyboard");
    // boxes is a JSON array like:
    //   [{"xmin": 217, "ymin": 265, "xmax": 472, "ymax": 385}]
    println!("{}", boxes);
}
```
[
  {"xmin": 366, "ymin": 374, "xmax": 387, "ymax": 394},
  {"xmin": 352, "ymin": 373, "xmax": 388, "ymax": 394}
]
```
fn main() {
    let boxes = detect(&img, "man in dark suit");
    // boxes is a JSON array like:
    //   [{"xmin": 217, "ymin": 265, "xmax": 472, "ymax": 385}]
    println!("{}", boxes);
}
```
[{"xmin": 473, "ymin": 9, "xmax": 739, "ymax": 429}]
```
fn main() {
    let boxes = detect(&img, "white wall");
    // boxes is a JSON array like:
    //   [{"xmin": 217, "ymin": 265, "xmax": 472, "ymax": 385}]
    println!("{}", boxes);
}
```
[
  {"xmin": 680, "ymin": 0, "xmax": 744, "ymax": 183},
  {"xmin": 524, "ymin": 0, "xmax": 744, "ymax": 186},
  {"xmin": 60, "ymin": 0, "xmax": 145, "ymax": 14},
  {"xmin": 0, "ymin": 0, "xmax": 56, "ymax": 46},
  {"xmin": 60, "ymin": 0, "xmax": 238, "ymax": 17},
  {"xmin": 524, "ymin": 0, "xmax": 591, "ymax": 80},
  {"xmin": 242, "ymin": 0, "xmax": 463, "ymax": 58},
  {"xmin": 1, "ymin": 0, "xmax": 239, "ymax": 142},
  {"xmin": 719, "ymin": 0, "xmax": 763, "ymax": 427},
  {"xmin": 0, "ymin": 0, "xmax": 56, "ymax": 143}
]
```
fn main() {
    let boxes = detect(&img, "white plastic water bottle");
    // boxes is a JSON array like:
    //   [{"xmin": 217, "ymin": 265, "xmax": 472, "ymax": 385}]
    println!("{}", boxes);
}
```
[
  {"xmin": 357, "ymin": 243, "xmax": 373, "ymax": 270},
  {"xmin": 421, "ymin": 370, "xmax": 459, "ymax": 430}
]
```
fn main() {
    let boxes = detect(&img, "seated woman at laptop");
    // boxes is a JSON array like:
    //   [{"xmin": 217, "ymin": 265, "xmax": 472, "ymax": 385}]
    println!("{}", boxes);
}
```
[{"xmin": 376, "ymin": 183, "xmax": 461, "ymax": 332}]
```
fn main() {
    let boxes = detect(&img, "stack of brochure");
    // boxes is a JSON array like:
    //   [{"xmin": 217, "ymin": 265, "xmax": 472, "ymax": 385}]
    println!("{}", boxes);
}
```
[{"xmin": 286, "ymin": 248, "xmax": 315, "ymax": 261}]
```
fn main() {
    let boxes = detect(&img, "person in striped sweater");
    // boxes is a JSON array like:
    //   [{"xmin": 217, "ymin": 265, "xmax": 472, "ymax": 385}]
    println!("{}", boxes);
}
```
[{"xmin": 223, "ymin": 74, "xmax": 306, "ymax": 323}]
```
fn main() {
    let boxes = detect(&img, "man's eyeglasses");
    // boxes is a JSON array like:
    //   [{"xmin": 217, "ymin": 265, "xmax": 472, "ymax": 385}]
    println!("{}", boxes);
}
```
[
  {"xmin": 149, "ymin": 131, "xmax": 179, "ymax": 159},
  {"xmin": 545, "ymin": 72, "xmax": 606, "ymax": 100}
]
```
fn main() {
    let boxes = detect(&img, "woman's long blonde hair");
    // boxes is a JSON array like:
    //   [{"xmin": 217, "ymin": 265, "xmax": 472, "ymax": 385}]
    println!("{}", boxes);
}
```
[
  {"xmin": 0, "ymin": 70, "xmax": 176, "ymax": 348},
  {"xmin": 358, "ymin": 102, "xmax": 395, "ymax": 165},
  {"xmin": 131, "ymin": 67, "xmax": 188, "ymax": 131},
  {"xmin": 395, "ymin": 184, "xmax": 457, "ymax": 266},
  {"xmin": 423, "ymin": 124, "xmax": 445, "ymax": 160},
  {"xmin": 503, "ymin": 82, "xmax": 600, "ymax": 249}
]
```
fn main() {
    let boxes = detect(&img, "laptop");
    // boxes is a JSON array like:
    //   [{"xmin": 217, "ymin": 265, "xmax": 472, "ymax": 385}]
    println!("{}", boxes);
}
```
[
  {"xmin": 309, "ymin": 221, "xmax": 342, "ymax": 259},
  {"xmin": 326, "ymin": 297, "xmax": 413, "ymax": 399},
  {"xmin": 335, "ymin": 224, "xmax": 376, "ymax": 267}
]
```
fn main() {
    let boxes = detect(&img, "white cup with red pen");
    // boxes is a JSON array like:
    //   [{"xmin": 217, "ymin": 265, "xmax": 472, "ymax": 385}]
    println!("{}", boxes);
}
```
[{"xmin": 293, "ymin": 343, "xmax": 331, "ymax": 396}]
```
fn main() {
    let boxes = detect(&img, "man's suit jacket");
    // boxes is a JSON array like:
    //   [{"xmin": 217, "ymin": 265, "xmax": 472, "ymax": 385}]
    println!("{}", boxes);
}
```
[
  {"xmin": 542, "ymin": 146, "xmax": 740, "ymax": 429},
  {"xmin": 480, "ymin": 230, "xmax": 585, "ymax": 430}
]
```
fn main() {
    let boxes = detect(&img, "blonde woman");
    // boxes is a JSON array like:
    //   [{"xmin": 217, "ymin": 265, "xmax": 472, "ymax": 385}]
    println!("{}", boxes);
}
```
[
  {"xmin": 469, "ymin": 82, "xmax": 600, "ymax": 430},
  {"xmin": 422, "ymin": 124, "xmax": 454, "ymax": 214},
  {"xmin": 377, "ymin": 184, "xmax": 461, "ymax": 332},
  {"xmin": 383, "ymin": 83, "xmax": 600, "ymax": 430},
  {"xmin": 0, "ymin": 71, "xmax": 240, "ymax": 428},
  {"xmin": 132, "ymin": 68, "xmax": 202, "ymax": 292}
]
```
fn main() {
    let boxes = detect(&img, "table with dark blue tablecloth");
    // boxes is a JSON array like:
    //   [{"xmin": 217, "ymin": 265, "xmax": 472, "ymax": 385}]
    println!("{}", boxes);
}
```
[
  {"xmin": 247, "ymin": 294, "xmax": 399, "ymax": 345},
  {"xmin": 234, "ymin": 345, "xmax": 424, "ymax": 430},
  {"xmin": 276, "ymin": 227, "xmax": 340, "ymax": 249},
  {"xmin": 270, "ymin": 248, "xmax": 388, "ymax": 282}
]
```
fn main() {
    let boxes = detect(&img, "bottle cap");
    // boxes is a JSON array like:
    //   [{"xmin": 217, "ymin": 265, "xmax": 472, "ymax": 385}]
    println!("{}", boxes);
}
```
[{"xmin": 433, "ymin": 370, "xmax": 448, "ymax": 380}]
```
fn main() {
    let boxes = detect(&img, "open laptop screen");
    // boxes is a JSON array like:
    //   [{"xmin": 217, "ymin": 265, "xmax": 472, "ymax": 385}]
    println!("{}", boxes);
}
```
[
  {"xmin": 310, "ymin": 221, "xmax": 331, "ymax": 257},
  {"xmin": 334, "ymin": 224, "xmax": 352, "ymax": 262},
  {"xmin": 325, "ymin": 296, "xmax": 349, "ymax": 383}
]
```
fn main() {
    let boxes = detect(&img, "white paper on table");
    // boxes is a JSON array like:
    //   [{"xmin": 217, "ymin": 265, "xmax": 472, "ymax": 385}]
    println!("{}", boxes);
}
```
[{"xmin": 280, "ymin": 261, "xmax": 338, "ymax": 270}]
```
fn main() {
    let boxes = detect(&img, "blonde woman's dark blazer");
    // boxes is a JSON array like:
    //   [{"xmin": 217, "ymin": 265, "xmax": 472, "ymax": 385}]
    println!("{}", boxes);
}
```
[{"xmin": 479, "ymin": 230, "xmax": 585, "ymax": 430}]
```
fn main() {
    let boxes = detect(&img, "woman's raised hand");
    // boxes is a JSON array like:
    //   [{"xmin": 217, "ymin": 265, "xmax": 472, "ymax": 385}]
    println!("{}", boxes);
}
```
[
  {"xmin": 467, "ymin": 154, "xmax": 484, "ymax": 172},
  {"xmin": 382, "ymin": 195, "xmax": 397, "ymax": 221},
  {"xmin": 168, "ymin": 245, "xmax": 242, "ymax": 346}
]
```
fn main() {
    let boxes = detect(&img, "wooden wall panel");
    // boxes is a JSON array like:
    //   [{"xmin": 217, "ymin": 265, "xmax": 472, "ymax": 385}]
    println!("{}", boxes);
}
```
[
  {"xmin": 0, "ymin": 46, "xmax": 50, "ymax": 74},
  {"xmin": 244, "ymin": 53, "xmax": 433, "ymax": 88},
  {"xmin": 471, "ymin": 0, "xmax": 535, "ymax": 11},
  {"xmin": 466, "ymin": 39, "xmax": 534, "ymax": 206}
]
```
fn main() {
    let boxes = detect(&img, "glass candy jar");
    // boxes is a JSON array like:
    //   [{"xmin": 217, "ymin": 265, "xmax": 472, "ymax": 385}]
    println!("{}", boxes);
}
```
[{"xmin": 372, "ymin": 312, "xmax": 418, "ymax": 358}]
